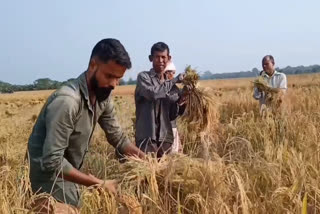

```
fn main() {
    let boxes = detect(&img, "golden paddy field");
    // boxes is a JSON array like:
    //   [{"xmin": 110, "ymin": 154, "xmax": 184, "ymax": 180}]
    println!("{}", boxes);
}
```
[{"xmin": 0, "ymin": 74, "xmax": 320, "ymax": 213}]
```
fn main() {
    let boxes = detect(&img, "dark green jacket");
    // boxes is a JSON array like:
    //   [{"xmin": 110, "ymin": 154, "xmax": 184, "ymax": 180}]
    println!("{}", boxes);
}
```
[{"xmin": 28, "ymin": 71, "xmax": 130, "ymax": 207}]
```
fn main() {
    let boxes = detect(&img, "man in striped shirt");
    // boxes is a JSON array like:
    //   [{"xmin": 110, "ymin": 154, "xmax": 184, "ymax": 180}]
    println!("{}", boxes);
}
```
[{"xmin": 253, "ymin": 55, "xmax": 287, "ymax": 112}]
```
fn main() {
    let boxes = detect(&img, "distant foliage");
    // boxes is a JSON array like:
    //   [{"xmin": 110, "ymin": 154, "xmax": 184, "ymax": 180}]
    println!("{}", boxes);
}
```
[
  {"xmin": 199, "ymin": 64, "xmax": 320, "ymax": 80},
  {"xmin": 0, "ymin": 78, "xmax": 75, "ymax": 93},
  {"xmin": 126, "ymin": 77, "xmax": 137, "ymax": 85},
  {"xmin": 1, "ymin": 65, "xmax": 319, "ymax": 92}
]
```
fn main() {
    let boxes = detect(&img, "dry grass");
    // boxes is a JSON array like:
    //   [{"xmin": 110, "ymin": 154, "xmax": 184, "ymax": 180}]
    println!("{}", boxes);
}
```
[{"xmin": 0, "ymin": 73, "xmax": 320, "ymax": 213}]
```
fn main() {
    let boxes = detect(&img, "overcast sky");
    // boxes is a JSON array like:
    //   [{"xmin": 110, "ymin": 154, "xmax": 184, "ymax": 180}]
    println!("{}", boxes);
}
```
[{"xmin": 0, "ymin": 0, "xmax": 319, "ymax": 84}]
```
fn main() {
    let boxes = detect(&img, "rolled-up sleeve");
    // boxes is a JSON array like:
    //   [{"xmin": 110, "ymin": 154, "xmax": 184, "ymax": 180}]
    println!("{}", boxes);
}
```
[
  {"xmin": 167, "ymin": 85, "xmax": 181, "ymax": 103},
  {"xmin": 136, "ymin": 72, "xmax": 176, "ymax": 101},
  {"xmin": 40, "ymin": 95, "xmax": 77, "ymax": 175},
  {"xmin": 98, "ymin": 99, "xmax": 130, "ymax": 154}
]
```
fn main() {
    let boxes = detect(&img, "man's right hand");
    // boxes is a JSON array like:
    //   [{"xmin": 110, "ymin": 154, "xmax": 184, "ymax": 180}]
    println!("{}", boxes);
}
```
[
  {"xmin": 96, "ymin": 177, "xmax": 118, "ymax": 194},
  {"xmin": 174, "ymin": 73, "xmax": 185, "ymax": 83},
  {"xmin": 182, "ymin": 85, "xmax": 192, "ymax": 95},
  {"xmin": 257, "ymin": 87, "xmax": 262, "ymax": 93}
]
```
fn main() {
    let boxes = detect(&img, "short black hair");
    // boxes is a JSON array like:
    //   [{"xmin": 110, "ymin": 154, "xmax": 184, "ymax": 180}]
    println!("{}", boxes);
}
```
[
  {"xmin": 150, "ymin": 42, "xmax": 170, "ymax": 56},
  {"xmin": 262, "ymin": 55, "xmax": 275, "ymax": 66},
  {"xmin": 90, "ymin": 38, "xmax": 131, "ymax": 69}
]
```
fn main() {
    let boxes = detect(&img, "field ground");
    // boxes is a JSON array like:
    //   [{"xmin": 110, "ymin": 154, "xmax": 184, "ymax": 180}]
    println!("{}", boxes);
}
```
[{"xmin": 0, "ymin": 74, "xmax": 320, "ymax": 213}]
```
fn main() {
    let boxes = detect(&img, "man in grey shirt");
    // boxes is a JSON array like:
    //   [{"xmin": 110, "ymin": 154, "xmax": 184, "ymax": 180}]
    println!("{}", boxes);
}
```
[
  {"xmin": 28, "ymin": 39, "xmax": 145, "ymax": 211},
  {"xmin": 135, "ymin": 42, "xmax": 186, "ymax": 158}
]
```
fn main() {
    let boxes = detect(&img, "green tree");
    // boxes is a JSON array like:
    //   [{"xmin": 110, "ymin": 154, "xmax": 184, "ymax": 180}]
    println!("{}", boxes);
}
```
[
  {"xmin": 34, "ymin": 78, "xmax": 56, "ymax": 90},
  {"xmin": 119, "ymin": 79, "xmax": 126, "ymax": 85},
  {"xmin": 127, "ymin": 78, "xmax": 136, "ymax": 85}
]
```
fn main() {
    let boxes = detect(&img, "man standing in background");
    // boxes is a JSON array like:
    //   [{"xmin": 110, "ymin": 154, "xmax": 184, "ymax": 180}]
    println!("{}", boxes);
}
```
[
  {"xmin": 135, "ymin": 42, "xmax": 186, "ymax": 158},
  {"xmin": 253, "ymin": 55, "xmax": 287, "ymax": 113}
]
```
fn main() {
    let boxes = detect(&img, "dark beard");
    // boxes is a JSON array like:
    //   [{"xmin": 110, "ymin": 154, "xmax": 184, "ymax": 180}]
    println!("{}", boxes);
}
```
[{"xmin": 91, "ymin": 71, "xmax": 114, "ymax": 102}]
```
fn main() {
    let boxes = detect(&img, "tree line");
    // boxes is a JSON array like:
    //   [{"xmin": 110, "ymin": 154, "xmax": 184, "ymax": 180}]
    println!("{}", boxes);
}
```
[
  {"xmin": 1, "ymin": 65, "xmax": 319, "ymax": 93},
  {"xmin": 200, "ymin": 65, "xmax": 320, "ymax": 80},
  {"xmin": 0, "ymin": 78, "xmax": 76, "ymax": 93}
]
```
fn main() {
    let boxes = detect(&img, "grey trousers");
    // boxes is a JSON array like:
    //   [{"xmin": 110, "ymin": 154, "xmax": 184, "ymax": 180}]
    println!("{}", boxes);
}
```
[{"xmin": 136, "ymin": 138, "xmax": 172, "ymax": 158}]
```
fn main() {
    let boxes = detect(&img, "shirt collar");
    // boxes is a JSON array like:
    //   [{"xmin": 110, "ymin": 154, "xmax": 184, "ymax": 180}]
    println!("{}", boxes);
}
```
[
  {"xmin": 149, "ymin": 68, "xmax": 167, "ymax": 84},
  {"xmin": 78, "ymin": 71, "xmax": 93, "ymax": 111},
  {"xmin": 149, "ymin": 68, "xmax": 158, "ymax": 77},
  {"xmin": 261, "ymin": 70, "xmax": 280, "ymax": 78}
]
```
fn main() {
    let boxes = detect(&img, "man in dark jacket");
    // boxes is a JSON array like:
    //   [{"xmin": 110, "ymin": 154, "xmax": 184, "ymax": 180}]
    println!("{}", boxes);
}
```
[{"xmin": 135, "ymin": 42, "xmax": 186, "ymax": 158}]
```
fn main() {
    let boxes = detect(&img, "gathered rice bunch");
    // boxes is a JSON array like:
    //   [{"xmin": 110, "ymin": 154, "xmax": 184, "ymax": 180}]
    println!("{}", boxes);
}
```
[
  {"xmin": 253, "ymin": 77, "xmax": 283, "ymax": 109},
  {"xmin": 182, "ymin": 65, "xmax": 200, "ymax": 89},
  {"xmin": 179, "ymin": 66, "xmax": 219, "ymax": 157},
  {"xmin": 83, "ymin": 154, "xmax": 264, "ymax": 213},
  {"xmin": 111, "ymin": 154, "xmax": 230, "ymax": 213},
  {"xmin": 181, "ymin": 66, "xmax": 219, "ymax": 132},
  {"xmin": 81, "ymin": 187, "xmax": 118, "ymax": 213},
  {"xmin": 253, "ymin": 77, "xmax": 278, "ymax": 94}
]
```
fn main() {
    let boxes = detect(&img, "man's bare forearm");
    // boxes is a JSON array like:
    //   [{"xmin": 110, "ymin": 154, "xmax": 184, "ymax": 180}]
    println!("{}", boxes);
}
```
[{"xmin": 59, "ymin": 168, "xmax": 102, "ymax": 187}]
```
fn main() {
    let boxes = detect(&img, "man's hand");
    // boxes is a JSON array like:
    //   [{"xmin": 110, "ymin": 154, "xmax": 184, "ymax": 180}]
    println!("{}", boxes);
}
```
[
  {"xmin": 97, "ymin": 179, "xmax": 118, "ymax": 195},
  {"xmin": 86, "ymin": 173, "xmax": 118, "ymax": 194},
  {"xmin": 177, "ymin": 85, "xmax": 192, "ymax": 106},
  {"xmin": 174, "ymin": 73, "xmax": 185, "ymax": 83},
  {"xmin": 181, "ymin": 85, "xmax": 192, "ymax": 95},
  {"xmin": 257, "ymin": 87, "xmax": 262, "ymax": 93},
  {"xmin": 178, "ymin": 96, "xmax": 187, "ymax": 106},
  {"xmin": 270, "ymin": 88, "xmax": 280, "ymax": 93},
  {"xmin": 122, "ymin": 143, "xmax": 146, "ymax": 159}
]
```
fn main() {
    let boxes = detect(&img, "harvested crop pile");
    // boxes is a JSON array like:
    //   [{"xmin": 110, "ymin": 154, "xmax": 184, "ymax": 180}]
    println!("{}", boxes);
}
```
[{"xmin": 181, "ymin": 66, "xmax": 219, "ymax": 132}]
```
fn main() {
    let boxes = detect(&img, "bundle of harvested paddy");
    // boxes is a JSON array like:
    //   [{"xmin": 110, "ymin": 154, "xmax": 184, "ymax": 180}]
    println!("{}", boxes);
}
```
[
  {"xmin": 181, "ymin": 66, "xmax": 219, "ymax": 132},
  {"xmin": 182, "ymin": 65, "xmax": 200, "ymax": 89},
  {"xmin": 80, "ymin": 153, "xmax": 261, "ymax": 213},
  {"xmin": 252, "ymin": 77, "xmax": 283, "ymax": 109},
  {"xmin": 253, "ymin": 77, "xmax": 278, "ymax": 94},
  {"xmin": 113, "ymin": 154, "xmax": 228, "ymax": 213}
]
